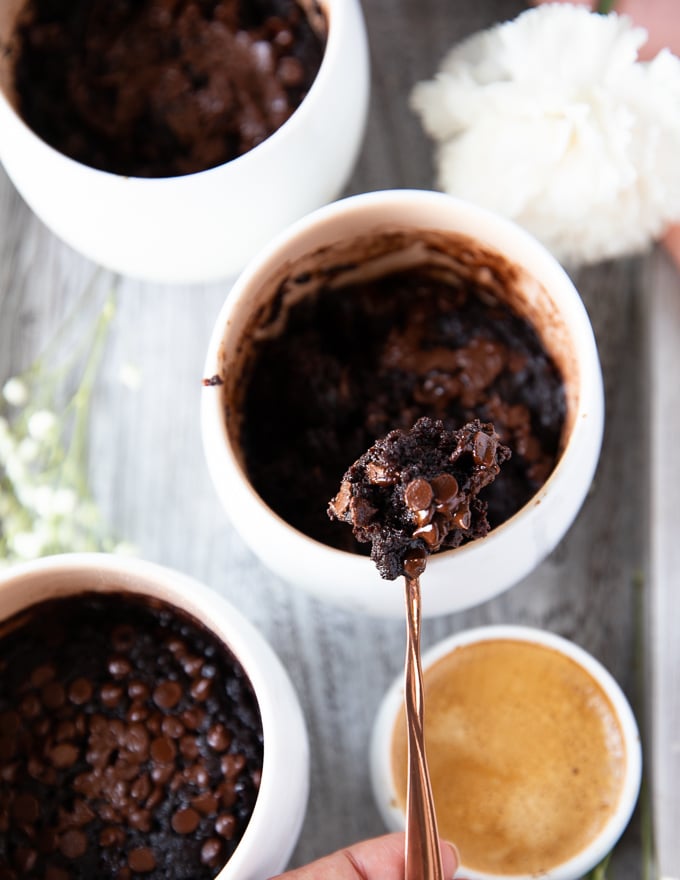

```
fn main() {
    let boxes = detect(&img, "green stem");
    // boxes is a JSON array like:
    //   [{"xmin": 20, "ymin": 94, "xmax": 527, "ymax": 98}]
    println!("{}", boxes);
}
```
[
  {"xmin": 63, "ymin": 290, "xmax": 117, "ymax": 496},
  {"xmin": 586, "ymin": 852, "xmax": 612, "ymax": 880},
  {"xmin": 596, "ymin": 0, "xmax": 616, "ymax": 13}
]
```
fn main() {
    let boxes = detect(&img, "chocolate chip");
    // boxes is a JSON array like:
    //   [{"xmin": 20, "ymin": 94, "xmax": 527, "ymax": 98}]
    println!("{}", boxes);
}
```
[
  {"xmin": 413, "ymin": 521, "xmax": 440, "ymax": 548},
  {"xmin": 430, "ymin": 472, "xmax": 459, "ymax": 504},
  {"xmin": 50, "ymin": 743, "xmax": 79, "ymax": 769},
  {"xmin": 206, "ymin": 723, "xmax": 230, "ymax": 752},
  {"xmin": 192, "ymin": 791, "xmax": 219, "ymax": 816},
  {"xmin": 179, "ymin": 734, "xmax": 200, "ymax": 760},
  {"xmin": 473, "ymin": 429, "xmax": 497, "ymax": 467},
  {"xmin": 99, "ymin": 826, "xmax": 125, "ymax": 847},
  {"xmin": 150, "ymin": 736, "xmax": 176, "ymax": 764},
  {"xmin": 451, "ymin": 501, "xmax": 472, "ymax": 530},
  {"xmin": 190, "ymin": 677, "xmax": 212, "ymax": 702},
  {"xmin": 128, "ymin": 808, "xmax": 152, "ymax": 832},
  {"xmin": 166, "ymin": 638, "xmax": 187, "ymax": 657},
  {"xmin": 127, "ymin": 681, "xmax": 150, "ymax": 702},
  {"xmin": 68, "ymin": 678, "xmax": 93, "ymax": 705},
  {"xmin": 180, "ymin": 655, "xmax": 204, "ymax": 677},
  {"xmin": 404, "ymin": 477, "xmax": 434, "ymax": 512},
  {"xmin": 328, "ymin": 481, "xmax": 351, "ymax": 517},
  {"xmin": 124, "ymin": 724, "xmax": 150, "ymax": 759},
  {"xmin": 200, "ymin": 837, "xmax": 223, "ymax": 867},
  {"xmin": 130, "ymin": 773, "xmax": 151, "ymax": 803},
  {"xmin": 30, "ymin": 663, "xmax": 55, "ymax": 688},
  {"xmin": 145, "ymin": 786, "xmax": 163, "ymax": 811},
  {"xmin": 107, "ymin": 656, "xmax": 132, "ymax": 679},
  {"xmin": 214, "ymin": 812, "xmax": 236, "ymax": 839},
  {"xmin": 100, "ymin": 683, "xmax": 124, "ymax": 708},
  {"xmin": 277, "ymin": 55, "xmax": 304, "ymax": 87},
  {"xmin": 161, "ymin": 716, "xmax": 185, "ymax": 738},
  {"xmin": 151, "ymin": 763, "xmax": 173, "ymax": 785},
  {"xmin": 365, "ymin": 462, "xmax": 396, "ymax": 486},
  {"xmin": 153, "ymin": 680, "xmax": 182, "ymax": 711},
  {"xmin": 221, "ymin": 752, "xmax": 246, "ymax": 780},
  {"xmin": 59, "ymin": 829, "xmax": 87, "ymax": 859},
  {"xmin": 111, "ymin": 624, "xmax": 136, "ymax": 651},
  {"xmin": 171, "ymin": 807, "xmax": 201, "ymax": 835},
  {"xmin": 127, "ymin": 701, "xmax": 149, "ymax": 723},
  {"xmin": 180, "ymin": 707, "xmax": 205, "ymax": 730},
  {"xmin": 127, "ymin": 847, "xmax": 156, "ymax": 873}
]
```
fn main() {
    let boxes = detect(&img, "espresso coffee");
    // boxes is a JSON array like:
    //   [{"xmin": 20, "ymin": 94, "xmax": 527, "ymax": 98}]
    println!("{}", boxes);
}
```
[
  {"xmin": 0, "ymin": 592, "xmax": 263, "ymax": 879},
  {"xmin": 390, "ymin": 639, "xmax": 627, "ymax": 876}
]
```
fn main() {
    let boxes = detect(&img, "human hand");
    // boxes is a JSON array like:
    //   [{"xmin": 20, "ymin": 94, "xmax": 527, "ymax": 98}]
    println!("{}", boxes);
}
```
[
  {"xmin": 532, "ymin": 0, "xmax": 680, "ymax": 269},
  {"xmin": 269, "ymin": 832, "xmax": 460, "ymax": 879}
]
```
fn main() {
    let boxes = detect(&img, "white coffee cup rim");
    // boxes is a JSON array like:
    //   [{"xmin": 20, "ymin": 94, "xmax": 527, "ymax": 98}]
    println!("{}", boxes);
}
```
[{"xmin": 370, "ymin": 623, "xmax": 642, "ymax": 880}]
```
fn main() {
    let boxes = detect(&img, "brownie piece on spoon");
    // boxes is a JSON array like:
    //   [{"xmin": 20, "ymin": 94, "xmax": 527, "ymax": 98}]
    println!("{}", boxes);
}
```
[{"xmin": 328, "ymin": 416, "xmax": 510, "ymax": 580}]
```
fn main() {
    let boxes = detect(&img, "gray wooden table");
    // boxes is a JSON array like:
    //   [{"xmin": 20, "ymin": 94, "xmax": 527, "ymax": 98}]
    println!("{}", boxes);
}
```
[{"xmin": 1, "ymin": 1, "xmax": 678, "ymax": 877}]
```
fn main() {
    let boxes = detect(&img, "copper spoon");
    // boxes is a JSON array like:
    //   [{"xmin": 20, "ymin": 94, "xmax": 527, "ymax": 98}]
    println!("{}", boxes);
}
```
[{"xmin": 403, "ymin": 570, "xmax": 445, "ymax": 880}]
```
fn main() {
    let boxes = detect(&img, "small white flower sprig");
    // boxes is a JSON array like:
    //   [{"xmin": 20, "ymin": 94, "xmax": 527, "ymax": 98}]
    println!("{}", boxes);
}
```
[
  {"xmin": 411, "ymin": 3, "xmax": 680, "ymax": 266},
  {"xmin": 0, "ymin": 287, "xmax": 134, "ymax": 565}
]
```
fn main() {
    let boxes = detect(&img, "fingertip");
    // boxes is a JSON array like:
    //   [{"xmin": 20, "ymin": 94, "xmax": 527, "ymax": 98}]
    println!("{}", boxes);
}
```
[{"xmin": 441, "ymin": 840, "xmax": 460, "ymax": 878}]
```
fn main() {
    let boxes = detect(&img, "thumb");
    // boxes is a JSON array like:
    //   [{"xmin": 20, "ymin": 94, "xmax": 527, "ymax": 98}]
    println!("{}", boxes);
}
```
[{"xmin": 270, "ymin": 832, "xmax": 459, "ymax": 879}]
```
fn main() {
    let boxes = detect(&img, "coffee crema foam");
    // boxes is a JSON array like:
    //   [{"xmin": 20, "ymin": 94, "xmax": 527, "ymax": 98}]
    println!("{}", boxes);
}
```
[{"xmin": 390, "ymin": 639, "xmax": 627, "ymax": 876}]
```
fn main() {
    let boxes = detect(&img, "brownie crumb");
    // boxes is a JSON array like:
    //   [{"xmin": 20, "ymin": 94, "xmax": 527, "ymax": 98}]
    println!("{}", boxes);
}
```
[{"xmin": 328, "ymin": 417, "xmax": 510, "ymax": 580}]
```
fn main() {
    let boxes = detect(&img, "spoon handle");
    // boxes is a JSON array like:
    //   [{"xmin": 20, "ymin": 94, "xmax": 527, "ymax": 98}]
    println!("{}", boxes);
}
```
[{"xmin": 404, "ymin": 575, "xmax": 445, "ymax": 880}]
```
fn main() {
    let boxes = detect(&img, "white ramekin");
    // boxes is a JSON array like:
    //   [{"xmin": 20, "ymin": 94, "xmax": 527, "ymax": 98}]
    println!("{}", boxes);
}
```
[
  {"xmin": 201, "ymin": 189, "xmax": 604, "ymax": 618},
  {"xmin": 0, "ymin": 553, "xmax": 309, "ymax": 880}
]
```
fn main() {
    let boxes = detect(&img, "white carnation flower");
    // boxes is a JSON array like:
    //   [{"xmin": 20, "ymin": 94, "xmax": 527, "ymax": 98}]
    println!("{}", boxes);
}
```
[{"xmin": 411, "ymin": 4, "xmax": 680, "ymax": 265}]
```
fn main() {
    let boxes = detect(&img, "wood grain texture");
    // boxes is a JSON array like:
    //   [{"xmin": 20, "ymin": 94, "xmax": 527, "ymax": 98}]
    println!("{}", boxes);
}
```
[
  {"xmin": 0, "ymin": 1, "xmax": 670, "ymax": 877},
  {"xmin": 646, "ymin": 250, "xmax": 680, "ymax": 880}
]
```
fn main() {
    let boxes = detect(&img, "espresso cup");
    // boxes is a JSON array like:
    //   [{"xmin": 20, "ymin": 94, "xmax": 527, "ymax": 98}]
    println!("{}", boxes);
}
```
[
  {"xmin": 0, "ymin": 553, "xmax": 309, "ymax": 880},
  {"xmin": 370, "ymin": 625, "xmax": 642, "ymax": 880},
  {"xmin": 201, "ymin": 189, "xmax": 604, "ymax": 617}
]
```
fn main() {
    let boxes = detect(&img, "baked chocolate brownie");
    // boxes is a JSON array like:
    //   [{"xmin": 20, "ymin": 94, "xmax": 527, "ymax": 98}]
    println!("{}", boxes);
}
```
[
  {"xmin": 328, "ymin": 417, "xmax": 509, "ymax": 579},
  {"xmin": 240, "ymin": 266, "xmax": 566, "ymax": 554},
  {"xmin": 0, "ymin": 593, "xmax": 263, "ymax": 879},
  {"xmin": 10, "ymin": 0, "xmax": 326, "ymax": 177}
]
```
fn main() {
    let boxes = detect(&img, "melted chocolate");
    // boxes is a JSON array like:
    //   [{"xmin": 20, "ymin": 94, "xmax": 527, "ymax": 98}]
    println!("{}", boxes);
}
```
[{"xmin": 240, "ymin": 266, "xmax": 566, "ymax": 554}]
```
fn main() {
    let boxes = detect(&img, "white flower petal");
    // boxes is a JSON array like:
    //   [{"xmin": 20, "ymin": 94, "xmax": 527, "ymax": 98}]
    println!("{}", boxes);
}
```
[
  {"xmin": 2, "ymin": 377, "xmax": 29, "ymax": 407},
  {"xmin": 53, "ymin": 487, "xmax": 78, "ymax": 516},
  {"xmin": 27, "ymin": 409, "xmax": 58, "ymax": 441},
  {"xmin": 10, "ymin": 531, "xmax": 45, "ymax": 560},
  {"xmin": 411, "ymin": 5, "xmax": 680, "ymax": 265}
]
